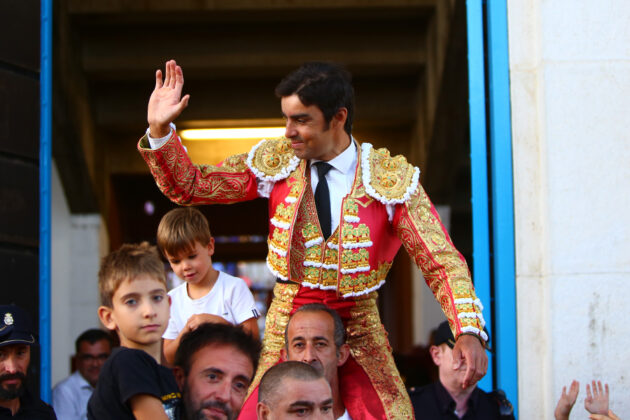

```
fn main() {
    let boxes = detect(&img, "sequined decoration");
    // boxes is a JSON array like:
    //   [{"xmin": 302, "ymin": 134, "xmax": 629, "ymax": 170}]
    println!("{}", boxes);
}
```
[
  {"xmin": 247, "ymin": 282, "xmax": 299, "ymax": 397},
  {"xmin": 396, "ymin": 182, "xmax": 485, "ymax": 337},
  {"xmin": 347, "ymin": 292, "xmax": 414, "ymax": 419}
]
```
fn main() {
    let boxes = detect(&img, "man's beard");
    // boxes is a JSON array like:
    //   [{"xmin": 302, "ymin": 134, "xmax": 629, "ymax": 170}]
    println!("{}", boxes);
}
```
[
  {"xmin": 0, "ymin": 372, "xmax": 26, "ymax": 400},
  {"xmin": 189, "ymin": 400, "xmax": 235, "ymax": 420},
  {"xmin": 184, "ymin": 387, "xmax": 238, "ymax": 420}
]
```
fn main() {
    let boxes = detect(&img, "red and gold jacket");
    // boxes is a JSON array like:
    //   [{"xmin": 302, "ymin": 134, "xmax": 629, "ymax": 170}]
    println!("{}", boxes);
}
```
[{"xmin": 138, "ymin": 133, "xmax": 487, "ymax": 341}]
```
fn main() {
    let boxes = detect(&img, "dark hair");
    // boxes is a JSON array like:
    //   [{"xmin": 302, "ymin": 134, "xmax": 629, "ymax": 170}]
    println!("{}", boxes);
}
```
[
  {"xmin": 258, "ymin": 361, "xmax": 324, "ymax": 405},
  {"xmin": 275, "ymin": 62, "xmax": 355, "ymax": 135},
  {"xmin": 174, "ymin": 323, "xmax": 261, "ymax": 375},
  {"xmin": 75, "ymin": 329, "xmax": 113, "ymax": 354},
  {"xmin": 284, "ymin": 303, "xmax": 346, "ymax": 354}
]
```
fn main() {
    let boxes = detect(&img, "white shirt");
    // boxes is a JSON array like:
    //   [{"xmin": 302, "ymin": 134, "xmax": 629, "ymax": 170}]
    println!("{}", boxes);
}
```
[
  {"xmin": 338, "ymin": 409, "xmax": 352, "ymax": 420},
  {"xmin": 310, "ymin": 140, "xmax": 358, "ymax": 235},
  {"xmin": 147, "ymin": 128, "xmax": 395, "ymax": 226},
  {"xmin": 163, "ymin": 271, "xmax": 258, "ymax": 340},
  {"xmin": 52, "ymin": 370, "xmax": 93, "ymax": 420}
]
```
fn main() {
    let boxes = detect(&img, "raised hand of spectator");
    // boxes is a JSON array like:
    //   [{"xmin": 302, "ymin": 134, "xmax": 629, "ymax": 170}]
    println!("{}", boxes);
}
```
[
  {"xmin": 589, "ymin": 410, "xmax": 621, "ymax": 420},
  {"xmin": 554, "ymin": 380, "xmax": 579, "ymax": 420},
  {"xmin": 585, "ymin": 380, "xmax": 609, "ymax": 415}
]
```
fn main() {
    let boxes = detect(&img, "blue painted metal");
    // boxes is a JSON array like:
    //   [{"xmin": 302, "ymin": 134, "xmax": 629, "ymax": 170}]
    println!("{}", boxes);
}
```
[
  {"xmin": 486, "ymin": 0, "xmax": 518, "ymax": 414},
  {"xmin": 465, "ymin": 0, "xmax": 493, "ymax": 393},
  {"xmin": 39, "ymin": 0, "xmax": 53, "ymax": 403}
]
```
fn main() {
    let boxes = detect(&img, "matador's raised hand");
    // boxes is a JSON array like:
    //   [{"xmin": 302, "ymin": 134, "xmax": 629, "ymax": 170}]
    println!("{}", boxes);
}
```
[{"xmin": 147, "ymin": 59, "xmax": 190, "ymax": 138}]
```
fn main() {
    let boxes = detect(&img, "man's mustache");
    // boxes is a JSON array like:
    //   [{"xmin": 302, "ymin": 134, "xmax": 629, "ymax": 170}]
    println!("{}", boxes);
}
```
[
  {"xmin": 0, "ymin": 372, "xmax": 26, "ymax": 384},
  {"xmin": 194, "ymin": 400, "xmax": 234, "ymax": 420}
]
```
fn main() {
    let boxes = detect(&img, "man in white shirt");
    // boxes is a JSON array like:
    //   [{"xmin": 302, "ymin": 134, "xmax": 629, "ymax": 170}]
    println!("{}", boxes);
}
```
[{"xmin": 52, "ymin": 329, "xmax": 112, "ymax": 420}]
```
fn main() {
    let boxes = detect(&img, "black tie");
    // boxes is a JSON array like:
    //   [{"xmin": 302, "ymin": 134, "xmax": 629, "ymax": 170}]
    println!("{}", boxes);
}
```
[{"xmin": 314, "ymin": 162, "xmax": 333, "ymax": 239}]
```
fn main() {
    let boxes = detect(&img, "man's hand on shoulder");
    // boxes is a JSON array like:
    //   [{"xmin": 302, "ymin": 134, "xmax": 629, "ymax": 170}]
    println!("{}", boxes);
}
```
[
  {"xmin": 452, "ymin": 334, "xmax": 487, "ymax": 388},
  {"xmin": 147, "ymin": 59, "xmax": 190, "ymax": 138}
]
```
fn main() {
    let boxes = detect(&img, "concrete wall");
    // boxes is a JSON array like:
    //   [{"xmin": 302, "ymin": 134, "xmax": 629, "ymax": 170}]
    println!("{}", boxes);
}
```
[
  {"xmin": 51, "ymin": 162, "xmax": 106, "ymax": 386},
  {"xmin": 508, "ymin": 0, "xmax": 630, "ymax": 417}
]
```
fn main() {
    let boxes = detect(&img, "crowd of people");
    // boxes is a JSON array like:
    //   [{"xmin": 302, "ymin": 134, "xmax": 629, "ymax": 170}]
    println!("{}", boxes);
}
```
[{"xmin": 0, "ymin": 61, "xmax": 621, "ymax": 419}]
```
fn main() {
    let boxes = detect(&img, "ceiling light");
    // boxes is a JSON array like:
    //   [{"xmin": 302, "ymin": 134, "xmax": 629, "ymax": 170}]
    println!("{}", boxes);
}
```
[{"xmin": 180, "ymin": 127, "xmax": 285, "ymax": 140}]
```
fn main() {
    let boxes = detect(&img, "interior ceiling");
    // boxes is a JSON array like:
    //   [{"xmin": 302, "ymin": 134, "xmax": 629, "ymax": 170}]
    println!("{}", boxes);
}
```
[{"xmin": 54, "ymin": 0, "xmax": 461, "ymax": 247}]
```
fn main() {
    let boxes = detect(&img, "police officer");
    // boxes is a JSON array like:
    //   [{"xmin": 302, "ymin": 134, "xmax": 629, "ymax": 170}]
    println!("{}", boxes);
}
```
[
  {"xmin": 0, "ymin": 304, "xmax": 56, "ymax": 419},
  {"xmin": 409, "ymin": 321, "xmax": 514, "ymax": 419}
]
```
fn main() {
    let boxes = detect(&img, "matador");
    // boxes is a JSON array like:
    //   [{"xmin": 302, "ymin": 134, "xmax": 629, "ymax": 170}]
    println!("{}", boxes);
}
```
[{"xmin": 139, "ymin": 60, "xmax": 488, "ymax": 420}]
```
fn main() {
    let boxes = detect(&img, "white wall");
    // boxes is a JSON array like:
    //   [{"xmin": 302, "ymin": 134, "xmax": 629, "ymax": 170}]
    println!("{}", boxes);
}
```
[
  {"xmin": 508, "ymin": 1, "xmax": 630, "ymax": 417},
  {"xmin": 51, "ymin": 162, "xmax": 106, "ymax": 386}
]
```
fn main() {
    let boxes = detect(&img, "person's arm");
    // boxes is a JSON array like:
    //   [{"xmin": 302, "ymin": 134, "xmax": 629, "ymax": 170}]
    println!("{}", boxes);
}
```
[
  {"xmin": 240, "ymin": 317, "xmax": 260, "ymax": 338},
  {"xmin": 229, "ymin": 277, "xmax": 260, "ymax": 338},
  {"xmin": 163, "ymin": 313, "xmax": 230, "ymax": 364},
  {"xmin": 590, "ymin": 410, "xmax": 621, "ymax": 420},
  {"xmin": 130, "ymin": 394, "xmax": 170, "ymax": 420},
  {"xmin": 139, "ymin": 60, "xmax": 260, "ymax": 206},
  {"xmin": 393, "ymin": 181, "xmax": 487, "ymax": 388},
  {"xmin": 554, "ymin": 380, "xmax": 579, "ymax": 420}
]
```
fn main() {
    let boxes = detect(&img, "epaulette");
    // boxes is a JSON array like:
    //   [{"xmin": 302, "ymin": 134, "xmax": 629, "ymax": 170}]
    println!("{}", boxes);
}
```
[
  {"xmin": 361, "ymin": 143, "xmax": 420, "ymax": 205},
  {"xmin": 246, "ymin": 137, "xmax": 300, "ymax": 181}
]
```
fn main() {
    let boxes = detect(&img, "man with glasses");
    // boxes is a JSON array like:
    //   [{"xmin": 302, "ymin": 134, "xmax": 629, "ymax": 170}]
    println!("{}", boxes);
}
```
[{"xmin": 52, "ymin": 329, "xmax": 113, "ymax": 420}]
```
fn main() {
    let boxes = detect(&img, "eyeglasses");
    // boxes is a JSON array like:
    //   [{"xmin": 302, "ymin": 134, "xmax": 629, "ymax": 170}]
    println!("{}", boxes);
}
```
[{"xmin": 77, "ymin": 353, "xmax": 109, "ymax": 362}]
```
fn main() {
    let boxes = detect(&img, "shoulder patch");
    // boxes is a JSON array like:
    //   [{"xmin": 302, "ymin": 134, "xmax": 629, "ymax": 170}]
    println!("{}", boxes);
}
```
[
  {"xmin": 361, "ymin": 143, "xmax": 420, "ymax": 205},
  {"xmin": 246, "ymin": 138, "xmax": 300, "ymax": 181}
]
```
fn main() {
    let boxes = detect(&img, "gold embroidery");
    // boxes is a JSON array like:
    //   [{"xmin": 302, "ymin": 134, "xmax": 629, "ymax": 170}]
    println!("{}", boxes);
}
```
[
  {"xmin": 347, "ymin": 292, "xmax": 414, "ymax": 418},
  {"xmin": 270, "ymin": 229, "xmax": 290, "ymax": 254},
  {"xmin": 248, "ymin": 283, "xmax": 299, "ymax": 397},
  {"xmin": 321, "ymin": 268, "xmax": 337, "ymax": 289},
  {"xmin": 139, "ymin": 134, "xmax": 256, "ymax": 204},
  {"xmin": 302, "ymin": 223, "xmax": 321, "ymax": 245},
  {"xmin": 396, "ymin": 183, "xmax": 484, "ymax": 336},
  {"xmin": 267, "ymin": 250, "xmax": 288, "ymax": 279},
  {"xmin": 250, "ymin": 138, "xmax": 296, "ymax": 177},
  {"xmin": 339, "ymin": 261, "xmax": 391, "ymax": 296},
  {"xmin": 367, "ymin": 146, "xmax": 416, "ymax": 201},
  {"xmin": 302, "ymin": 266, "xmax": 321, "ymax": 286},
  {"xmin": 271, "ymin": 203, "xmax": 293, "ymax": 227},
  {"xmin": 304, "ymin": 246, "xmax": 322, "ymax": 264},
  {"xmin": 343, "ymin": 200, "xmax": 359, "ymax": 219}
]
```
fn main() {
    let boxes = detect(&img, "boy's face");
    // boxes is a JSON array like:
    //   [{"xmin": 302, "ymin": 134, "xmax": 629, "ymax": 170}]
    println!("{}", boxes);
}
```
[
  {"xmin": 164, "ymin": 239, "xmax": 214, "ymax": 286},
  {"xmin": 99, "ymin": 276, "xmax": 170, "ymax": 350}
]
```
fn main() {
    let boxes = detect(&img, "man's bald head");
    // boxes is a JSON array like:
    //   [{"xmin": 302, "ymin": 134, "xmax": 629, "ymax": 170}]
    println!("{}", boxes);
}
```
[{"xmin": 257, "ymin": 362, "xmax": 333, "ymax": 419}]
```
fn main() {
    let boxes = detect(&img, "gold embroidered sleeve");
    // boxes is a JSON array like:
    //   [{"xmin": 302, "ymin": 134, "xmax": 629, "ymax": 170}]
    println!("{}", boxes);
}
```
[
  {"xmin": 137, "ymin": 132, "xmax": 259, "ymax": 205},
  {"xmin": 394, "ymin": 182, "xmax": 486, "ymax": 341}
]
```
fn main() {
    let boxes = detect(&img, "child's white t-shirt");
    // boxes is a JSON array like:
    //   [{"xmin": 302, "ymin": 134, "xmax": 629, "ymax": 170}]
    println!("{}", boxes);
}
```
[{"xmin": 162, "ymin": 271, "xmax": 258, "ymax": 340}]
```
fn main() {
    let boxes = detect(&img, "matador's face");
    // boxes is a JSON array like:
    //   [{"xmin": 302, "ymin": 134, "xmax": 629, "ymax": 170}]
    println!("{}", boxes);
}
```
[{"xmin": 281, "ymin": 94, "xmax": 340, "ymax": 162}]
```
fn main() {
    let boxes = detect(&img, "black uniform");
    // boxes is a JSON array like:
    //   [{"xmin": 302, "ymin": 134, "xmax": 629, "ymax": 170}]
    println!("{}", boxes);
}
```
[
  {"xmin": 410, "ymin": 381, "xmax": 514, "ymax": 420},
  {"xmin": 87, "ymin": 347, "xmax": 181, "ymax": 420},
  {"xmin": 0, "ymin": 390, "xmax": 57, "ymax": 419}
]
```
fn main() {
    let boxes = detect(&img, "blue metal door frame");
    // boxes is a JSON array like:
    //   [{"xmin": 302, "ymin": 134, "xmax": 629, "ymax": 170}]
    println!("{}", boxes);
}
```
[
  {"xmin": 466, "ymin": 0, "xmax": 518, "ymax": 414},
  {"xmin": 40, "ymin": 0, "xmax": 53, "ymax": 403}
]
